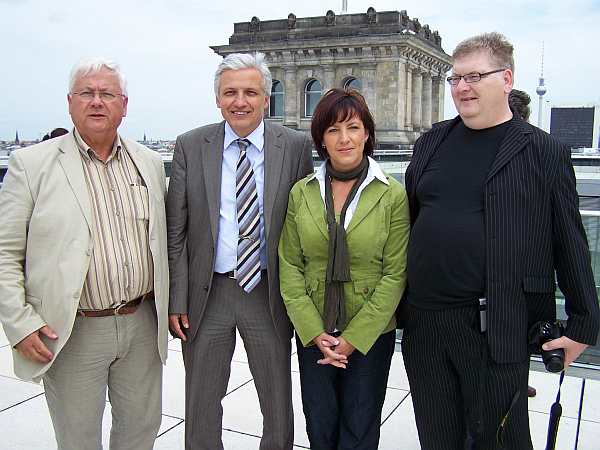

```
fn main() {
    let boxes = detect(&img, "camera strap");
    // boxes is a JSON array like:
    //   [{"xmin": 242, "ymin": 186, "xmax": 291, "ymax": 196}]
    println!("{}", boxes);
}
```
[{"xmin": 545, "ymin": 371, "xmax": 565, "ymax": 450}]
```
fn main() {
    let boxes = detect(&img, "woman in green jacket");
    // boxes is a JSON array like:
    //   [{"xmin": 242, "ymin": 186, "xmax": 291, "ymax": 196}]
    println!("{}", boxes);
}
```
[{"xmin": 278, "ymin": 88, "xmax": 410, "ymax": 449}]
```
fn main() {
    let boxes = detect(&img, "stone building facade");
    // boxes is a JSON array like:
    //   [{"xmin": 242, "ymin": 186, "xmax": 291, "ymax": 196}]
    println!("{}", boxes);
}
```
[{"xmin": 211, "ymin": 7, "xmax": 452, "ymax": 149}]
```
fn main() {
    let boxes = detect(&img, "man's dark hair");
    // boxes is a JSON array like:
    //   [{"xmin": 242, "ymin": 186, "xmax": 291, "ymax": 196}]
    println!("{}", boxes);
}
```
[
  {"xmin": 310, "ymin": 88, "xmax": 375, "ymax": 159},
  {"xmin": 508, "ymin": 89, "xmax": 531, "ymax": 121}
]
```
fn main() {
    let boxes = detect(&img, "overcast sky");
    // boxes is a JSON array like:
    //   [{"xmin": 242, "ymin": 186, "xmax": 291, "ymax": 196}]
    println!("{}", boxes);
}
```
[{"xmin": 1, "ymin": 0, "xmax": 599, "ymax": 140}]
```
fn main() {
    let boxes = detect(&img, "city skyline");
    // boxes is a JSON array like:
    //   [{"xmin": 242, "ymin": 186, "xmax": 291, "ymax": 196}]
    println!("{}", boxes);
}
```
[{"xmin": 2, "ymin": 0, "xmax": 599, "ymax": 141}]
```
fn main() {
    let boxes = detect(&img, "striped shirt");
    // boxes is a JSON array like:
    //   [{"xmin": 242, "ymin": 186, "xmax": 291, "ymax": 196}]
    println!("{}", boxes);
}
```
[{"xmin": 74, "ymin": 128, "xmax": 153, "ymax": 310}]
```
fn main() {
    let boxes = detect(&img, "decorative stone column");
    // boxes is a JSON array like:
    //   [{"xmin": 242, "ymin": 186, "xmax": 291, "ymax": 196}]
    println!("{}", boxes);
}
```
[
  {"xmin": 283, "ymin": 66, "xmax": 298, "ymax": 128},
  {"xmin": 404, "ymin": 64, "xmax": 413, "ymax": 129},
  {"xmin": 421, "ymin": 72, "xmax": 432, "ymax": 129},
  {"xmin": 362, "ymin": 63, "xmax": 377, "ymax": 122},
  {"xmin": 411, "ymin": 68, "xmax": 423, "ymax": 131},
  {"xmin": 323, "ymin": 65, "xmax": 336, "ymax": 93},
  {"xmin": 396, "ymin": 60, "xmax": 407, "ymax": 130},
  {"xmin": 431, "ymin": 75, "xmax": 446, "ymax": 122}
]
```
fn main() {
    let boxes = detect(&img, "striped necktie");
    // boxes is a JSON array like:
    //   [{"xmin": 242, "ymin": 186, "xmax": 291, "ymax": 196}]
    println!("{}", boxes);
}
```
[{"xmin": 235, "ymin": 138, "xmax": 261, "ymax": 293}]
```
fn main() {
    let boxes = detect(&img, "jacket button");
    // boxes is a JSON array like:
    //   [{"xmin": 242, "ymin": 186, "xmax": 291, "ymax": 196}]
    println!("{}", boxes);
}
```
[
  {"xmin": 363, "ymin": 287, "xmax": 369, "ymax": 294},
  {"xmin": 204, "ymin": 285, "xmax": 209, "ymax": 292}
]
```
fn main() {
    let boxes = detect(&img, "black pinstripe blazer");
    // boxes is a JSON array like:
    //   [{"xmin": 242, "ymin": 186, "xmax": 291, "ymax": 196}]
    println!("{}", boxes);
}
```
[{"xmin": 405, "ymin": 115, "xmax": 600, "ymax": 363}]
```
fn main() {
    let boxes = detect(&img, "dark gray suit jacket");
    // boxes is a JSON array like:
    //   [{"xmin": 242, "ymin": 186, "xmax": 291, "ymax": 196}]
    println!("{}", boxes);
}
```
[
  {"xmin": 405, "ymin": 116, "xmax": 599, "ymax": 363},
  {"xmin": 167, "ymin": 121, "xmax": 314, "ymax": 342}
]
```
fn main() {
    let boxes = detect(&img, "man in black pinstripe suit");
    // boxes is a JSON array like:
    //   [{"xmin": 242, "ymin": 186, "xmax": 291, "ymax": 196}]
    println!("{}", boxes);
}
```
[{"xmin": 402, "ymin": 32, "xmax": 599, "ymax": 449}]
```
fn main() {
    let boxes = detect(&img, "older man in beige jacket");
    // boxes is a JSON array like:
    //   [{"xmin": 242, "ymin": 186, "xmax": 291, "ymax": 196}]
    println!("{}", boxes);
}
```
[{"xmin": 0, "ymin": 58, "xmax": 169, "ymax": 450}]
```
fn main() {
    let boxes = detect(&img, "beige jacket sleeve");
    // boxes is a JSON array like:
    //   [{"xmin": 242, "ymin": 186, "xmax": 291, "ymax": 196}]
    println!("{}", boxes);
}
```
[{"xmin": 0, "ymin": 152, "xmax": 46, "ymax": 346}]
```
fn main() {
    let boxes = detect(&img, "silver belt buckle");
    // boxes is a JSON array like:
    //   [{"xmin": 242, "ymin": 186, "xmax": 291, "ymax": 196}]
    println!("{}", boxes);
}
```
[
  {"xmin": 228, "ymin": 269, "xmax": 237, "ymax": 280},
  {"xmin": 115, "ymin": 302, "xmax": 128, "ymax": 315}
]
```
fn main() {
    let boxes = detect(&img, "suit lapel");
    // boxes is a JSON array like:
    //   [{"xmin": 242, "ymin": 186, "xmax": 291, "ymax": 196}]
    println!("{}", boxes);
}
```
[
  {"xmin": 346, "ymin": 180, "xmax": 388, "ymax": 235},
  {"xmin": 302, "ymin": 179, "xmax": 328, "ymax": 239},
  {"xmin": 57, "ymin": 134, "xmax": 92, "ymax": 231},
  {"xmin": 202, "ymin": 123, "xmax": 225, "ymax": 244},
  {"xmin": 486, "ymin": 118, "xmax": 530, "ymax": 181},
  {"xmin": 124, "ymin": 139, "xmax": 160, "ymax": 240},
  {"xmin": 124, "ymin": 139, "xmax": 159, "ymax": 200},
  {"xmin": 263, "ymin": 122, "xmax": 284, "ymax": 239}
]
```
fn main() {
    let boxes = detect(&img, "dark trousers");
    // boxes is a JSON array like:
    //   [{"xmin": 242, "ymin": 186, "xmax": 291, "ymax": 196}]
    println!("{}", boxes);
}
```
[
  {"xmin": 296, "ymin": 330, "xmax": 395, "ymax": 450},
  {"xmin": 402, "ymin": 304, "xmax": 532, "ymax": 450}
]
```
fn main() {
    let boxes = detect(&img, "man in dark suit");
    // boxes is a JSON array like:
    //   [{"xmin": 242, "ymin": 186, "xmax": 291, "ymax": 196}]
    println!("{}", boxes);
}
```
[
  {"xmin": 166, "ymin": 52, "xmax": 313, "ymax": 450},
  {"xmin": 402, "ymin": 32, "xmax": 599, "ymax": 449}
]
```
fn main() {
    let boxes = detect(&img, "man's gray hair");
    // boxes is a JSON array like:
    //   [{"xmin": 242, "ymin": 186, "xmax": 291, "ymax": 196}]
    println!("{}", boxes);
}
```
[
  {"xmin": 68, "ymin": 57, "xmax": 128, "ymax": 96},
  {"xmin": 214, "ymin": 53, "xmax": 272, "ymax": 97},
  {"xmin": 452, "ymin": 32, "xmax": 514, "ymax": 74}
]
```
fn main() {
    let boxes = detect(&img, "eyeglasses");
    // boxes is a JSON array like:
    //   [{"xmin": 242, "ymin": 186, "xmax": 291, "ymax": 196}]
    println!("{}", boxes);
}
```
[
  {"xmin": 70, "ymin": 90, "xmax": 125, "ymax": 102},
  {"xmin": 446, "ymin": 68, "xmax": 506, "ymax": 86}
]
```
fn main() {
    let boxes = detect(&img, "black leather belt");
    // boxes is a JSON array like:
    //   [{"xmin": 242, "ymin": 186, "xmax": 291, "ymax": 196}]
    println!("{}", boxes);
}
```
[{"xmin": 215, "ymin": 270, "xmax": 267, "ymax": 280}]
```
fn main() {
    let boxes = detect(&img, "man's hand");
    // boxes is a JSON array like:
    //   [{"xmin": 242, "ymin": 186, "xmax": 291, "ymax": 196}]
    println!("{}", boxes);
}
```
[
  {"xmin": 169, "ymin": 314, "xmax": 189, "ymax": 341},
  {"xmin": 542, "ymin": 336, "xmax": 588, "ymax": 368},
  {"xmin": 313, "ymin": 332, "xmax": 348, "ymax": 368},
  {"xmin": 15, "ymin": 325, "xmax": 57, "ymax": 363}
]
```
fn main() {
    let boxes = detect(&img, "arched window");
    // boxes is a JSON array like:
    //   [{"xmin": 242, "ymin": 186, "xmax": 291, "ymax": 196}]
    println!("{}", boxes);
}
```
[
  {"xmin": 344, "ymin": 77, "xmax": 362, "ymax": 91},
  {"xmin": 269, "ymin": 80, "xmax": 284, "ymax": 118},
  {"xmin": 304, "ymin": 79, "xmax": 322, "ymax": 117}
]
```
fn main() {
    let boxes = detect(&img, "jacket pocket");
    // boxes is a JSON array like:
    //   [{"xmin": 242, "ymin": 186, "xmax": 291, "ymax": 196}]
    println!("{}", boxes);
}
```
[
  {"xmin": 522, "ymin": 276, "xmax": 556, "ymax": 293},
  {"xmin": 306, "ymin": 278, "xmax": 324, "ymax": 313},
  {"xmin": 348, "ymin": 277, "xmax": 379, "ymax": 318}
]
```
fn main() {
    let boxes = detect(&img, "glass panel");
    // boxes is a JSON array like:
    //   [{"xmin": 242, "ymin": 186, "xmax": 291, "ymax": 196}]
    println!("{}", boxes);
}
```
[
  {"xmin": 556, "ymin": 211, "xmax": 600, "ymax": 365},
  {"xmin": 305, "ymin": 79, "xmax": 322, "ymax": 117},
  {"xmin": 345, "ymin": 78, "xmax": 362, "ymax": 91},
  {"xmin": 269, "ymin": 81, "xmax": 284, "ymax": 118}
]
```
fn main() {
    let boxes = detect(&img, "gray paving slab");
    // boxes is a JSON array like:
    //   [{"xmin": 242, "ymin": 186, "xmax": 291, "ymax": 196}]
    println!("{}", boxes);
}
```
[
  {"xmin": 0, "ymin": 345, "xmax": 17, "ymax": 380},
  {"xmin": 162, "ymin": 349, "xmax": 253, "ymax": 419},
  {"xmin": 379, "ymin": 394, "xmax": 421, "ymax": 450},
  {"xmin": 0, "ymin": 394, "xmax": 180, "ymax": 449},
  {"xmin": 0, "ymin": 326, "xmax": 8, "ymax": 347},
  {"xmin": 387, "ymin": 350, "xmax": 411, "ymax": 390},
  {"xmin": 0, "ymin": 374, "xmax": 43, "ymax": 411},
  {"xmin": 527, "ymin": 370, "xmax": 584, "ymax": 419},
  {"xmin": 573, "ymin": 416, "xmax": 600, "ymax": 450},
  {"xmin": 529, "ymin": 410, "xmax": 578, "ymax": 450},
  {"xmin": 581, "ymin": 378, "xmax": 600, "ymax": 422}
]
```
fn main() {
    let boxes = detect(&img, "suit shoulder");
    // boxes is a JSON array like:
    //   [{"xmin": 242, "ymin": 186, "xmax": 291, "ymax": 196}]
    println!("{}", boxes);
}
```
[
  {"xmin": 290, "ymin": 172, "xmax": 315, "ymax": 193},
  {"xmin": 527, "ymin": 124, "xmax": 566, "ymax": 152},
  {"xmin": 413, "ymin": 119, "xmax": 454, "ymax": 148},
  {"xmin": 124, "ymin": 139, "xmax": 162, "ymax": 162},
  {"xmin": 270, "ymin": 122, "xmax": 310, "ymax": 142},
  {"xmin": 178, "ymin": 123, "xmax": 223, "ymax": 140},
  {"xmin": 384, "ymin": 175, "xmax": 407, "ymax": 199},
  {"xmin": 10, "ymin": 135, "xmax": 66, "ymax": 165},
  {"xmin": 177, "ymin": 122, "xmax": 223, "ymax": 143}
]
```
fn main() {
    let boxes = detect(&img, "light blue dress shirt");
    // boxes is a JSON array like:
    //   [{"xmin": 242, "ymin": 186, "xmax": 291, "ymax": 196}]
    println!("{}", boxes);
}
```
[{"xmin": 214, "ymin": 121, "xmax": 267, "ymax": 273}]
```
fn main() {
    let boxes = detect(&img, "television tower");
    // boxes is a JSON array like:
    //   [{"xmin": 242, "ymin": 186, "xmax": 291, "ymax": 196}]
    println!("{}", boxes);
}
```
[{"xmin": 535, "ymin": 43, "xmax": 547, "ymax": 129}]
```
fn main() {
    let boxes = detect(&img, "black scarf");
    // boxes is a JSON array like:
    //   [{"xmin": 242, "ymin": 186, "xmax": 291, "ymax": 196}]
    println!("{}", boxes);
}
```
[{"xmin": 323, "ymin": 156, "xmax": 369, "ymax": 333}]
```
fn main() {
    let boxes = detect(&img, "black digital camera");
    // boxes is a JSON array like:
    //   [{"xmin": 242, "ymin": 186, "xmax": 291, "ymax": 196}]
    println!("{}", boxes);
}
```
[{"xmin": 528, "ymin": 321, "xmax": 565, "ymax": 373}]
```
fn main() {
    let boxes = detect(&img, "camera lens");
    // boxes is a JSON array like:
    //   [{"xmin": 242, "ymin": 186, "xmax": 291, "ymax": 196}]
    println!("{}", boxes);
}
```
[{"xmin": 545, "ymin": 356, "xmax": 564, "ymax": 373}]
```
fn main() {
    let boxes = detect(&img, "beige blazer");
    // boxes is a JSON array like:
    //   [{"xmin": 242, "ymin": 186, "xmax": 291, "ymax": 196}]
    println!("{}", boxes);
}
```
[{"xmin": 0, "ymin": 132, "xmax": 169, "ymax": 382}]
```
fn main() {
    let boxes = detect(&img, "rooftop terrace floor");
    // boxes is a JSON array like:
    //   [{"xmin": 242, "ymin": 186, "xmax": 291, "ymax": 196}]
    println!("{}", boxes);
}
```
[{"xmin": 0, "ymin": 328, "xmax": 598, "ymax": 449}]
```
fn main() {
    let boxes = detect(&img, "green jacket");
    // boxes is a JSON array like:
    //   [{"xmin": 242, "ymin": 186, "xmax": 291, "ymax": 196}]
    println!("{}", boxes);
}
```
[{"xmin": 278, "ymin": 171, "xmax": 410, "ymax": 355}]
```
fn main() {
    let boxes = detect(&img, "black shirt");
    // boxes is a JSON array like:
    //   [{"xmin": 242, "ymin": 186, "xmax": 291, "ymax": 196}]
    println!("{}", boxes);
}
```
[{"xmin": 407, "ymin": 120, "xmax": 510, "ymax": 309}]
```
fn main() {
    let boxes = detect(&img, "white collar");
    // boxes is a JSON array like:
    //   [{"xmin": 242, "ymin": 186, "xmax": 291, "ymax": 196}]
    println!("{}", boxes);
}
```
[
  {"xmin": 308, "ymin": 156, "xmax": 389, "ymax": 186},
  {"xmin": 223, "ymin": 121, "xmax": 265, "ymax": 152}
]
